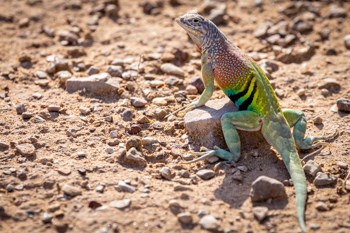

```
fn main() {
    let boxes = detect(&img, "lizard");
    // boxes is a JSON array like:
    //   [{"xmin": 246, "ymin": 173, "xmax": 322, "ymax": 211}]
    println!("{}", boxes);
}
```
[{"xmin": 168, "ymin": 13, "xmax": 337, "ymax": 232}]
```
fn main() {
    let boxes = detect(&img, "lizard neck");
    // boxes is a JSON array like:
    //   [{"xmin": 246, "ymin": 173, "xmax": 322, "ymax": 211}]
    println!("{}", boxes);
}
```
[{"xmin": 201, "ymin": 27, "xmax": 229, "ymax": 53}]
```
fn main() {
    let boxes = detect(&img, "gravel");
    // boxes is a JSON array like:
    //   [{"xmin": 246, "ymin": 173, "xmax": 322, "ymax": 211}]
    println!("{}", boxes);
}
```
[
  {"xmin": 62, "ymin": 184, "xmax": 82, "ymax": 197},
  {"xmin": 110, "ymin": 199, "xmax": 131, "ymax": 210},
  {"xmin": 196, "ymin": 169, "xmax": 215, "ymax": 180},
  {"xmin": 199, "ymin": 215, "xmax": 219, "ymax": 230},
  {"xmin": 16, "ymin": 143, "xmax": 35, "ymax": 156},
  {"xmin": 250, "ymin": 176, "xmax": 287, "ymax": 202},
  {"xmin": 314, "ymin": 172, "xmax": 337, "ymax": 187}
]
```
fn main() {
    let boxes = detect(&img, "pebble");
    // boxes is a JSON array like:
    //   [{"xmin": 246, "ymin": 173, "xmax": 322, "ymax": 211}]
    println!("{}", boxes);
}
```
[
  {"xmin": 258, "ymin": 59, "xmax": 279, "ymax": 74},
  {"xmin": 196, "ymin": 169, "xmax": 215, "ymax": 180},
  {"xmin": 79, "ymin": 106, "xmax": 91, "ymax": 115},
  {"xmin": 329, "ymin": 4, "xmax": 346, "ymax": 18},
  {"xmin": 318, "ymin": 78, "xmax": 341, "ymax": 93},
  {"xmin": 315, "ymin": 201, "xmax": 329, "ymax": 211},
  {"xmin": 125, "ymin": 148, "xmax": 147, "ymax": 167},
  {"xmin": 345, "ymin": 180, "xmax": 350, "ymax": 191},
  {"xmin": 128, "ymin": 124, "xmax": 142, "ymax": 135},
  {"xmin": 337, "ymin": 161, "xmax": 348, "ymax": 170},
  {"xmin": 16, "ymin": 143, "xmax": 35, "ymax": 156},
  {"xmin": 32, "ymin": 93, "xmax": 42, "ymax": 99},
  {"xmin": 152, "ymin": 97, "xmax": 167, "ymax": 106},
  {"xmin": 186, "ymin": 85, "xmax": 198, "ymax": 95},
  {"xmin": 190, "ymin": 76, "xmax": 204, "ymax": 93},
  {"xmin": 177, "ymin": 212, "xmax": 193, "ymax": 224},
  {"xmin": 105, "ymin": 147, "xmax": 114, "ymax": 154},
  {"xmin": 57, "ymin": 168, "xmax": 71, "ymax": 176},
  {"xmin": 252, "ymin": 206, "xmax": 268, "ymax": 222},
  {"xmin": 303, "ymin": 160, "xmax": 322, "ymax": 177},
  {"xmin": 160, "ymin": 63, "xmax": 185, "ymax": 77},
  {"xmin": 56, "ymin": 71, "xmax": 72, "ymax": 85},
  {"xmin": 36, "ymin": 70, "xmax": 48, "ymax": 79},
  {"xmin": 110, "ymin": 130, "xmax": 119, "ymax": 139},
  {"xmin": 169, "ymin": 200, "xmax": 183, "ymax": 214},
  {"xmin": 199, "ymin": 215, "xmax": 219, "ymax": 230},
  {"xmin": 16, "ymin": 104, "xmax": 26, "ymax": 114},
  {"xmin": 110, "ymin": 199, "xmax": 131, "ymax": 210},
  {"xmin": 35, "ymin": 80, "xmax": 49, "ymax": 87},
  {"xmin": 42, "ymin": 212, "xmax": 53, "ymax": 224},
  {"xmin": 344, "ymin": 35, "xmax": 350, "ymax": 50},
  {"xmin": 121, "ymin": 109, "xmax": 133, "ymax": 121},
  {"xmin": 126, "ymin": 136, "xmax": 142, "ymax": 151},
  {"xmin": 141, "ymin": 137, "xmax": 158, "ymax": 146},
  {"xmin": 107, "ymin": 65, "xmax": 122, "ymax": 77},
  {"xmin": 0, "ymin": 141, "xmax": 10, "ymax": 151},
  {"xmin": 153, "ymin": 108, "xmax": 167, "ymax": 120},
  {"xmin": 87, "ymin": 66, "xmax": 100, "ymax": 75},
  {"xmin": 48, "ymin": 105, "xmax": 61, "ymax": 112},
  {"xmin": 6, "ymin": 184, "xmax": 14, "ymax": 192},
  {"xmin": 232, "ymin": 170, "xmax": 243, "ymax": 182},
  {"xmin": 313, "ymin": 116, "xmax": 323, "ymax": 125},
  {"xmin": 314, "ymin": 172, "xmax": 337, "ymax": 187},
  {"xmin": 160, "ymin": 167, "xmax": 173, "ymax": 180},
  {"xmin": 62, "ymin": 184, "xmax": 82, "ymax": 197},
  {"xmin": 117, "ymin": 181, "xmax": 136, "ymax": 193},
  {"xmin": 22, "ymin": 112, "xmax": 34, "ymax": 119},
  {"xmin": 95, "ymin": 185, "xmax": 105, "ymax": 193},
  {"xmin": 165, "ymin": 76, "xmax": 183, "ymax": 86},
  {"xmin": 149, "ymin": 80, "xmax": 165, "ymax": 88},
  {"xmin": 250, "ymin": 176, "xmax": 286, "ymax": 202},
  {"xmin": 337, "ymin": 99, "xmax": 350, "ymax": 112},
  {"xmin": 131, "ymin": 97, "xmax": 147, "ymax": 107}
]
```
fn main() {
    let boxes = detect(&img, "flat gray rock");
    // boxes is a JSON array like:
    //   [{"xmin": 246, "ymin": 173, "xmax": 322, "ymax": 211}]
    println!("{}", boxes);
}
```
[
  {"xmin": 66, "ymin": 73, "xmax": 120, "ymax": 96},
  {"xmin": 250, "ymin": 176, "xmax": 287, "ymax": 202},
  {"xmin": 184, "ymin": 98, "xmax": 262, "ymax": 149}
]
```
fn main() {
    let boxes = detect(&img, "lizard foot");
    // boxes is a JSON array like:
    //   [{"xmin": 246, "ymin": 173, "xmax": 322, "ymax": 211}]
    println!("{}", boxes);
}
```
[{"xmin": 181, "ymin": 146, "xmax": 239, "ymax": 164}]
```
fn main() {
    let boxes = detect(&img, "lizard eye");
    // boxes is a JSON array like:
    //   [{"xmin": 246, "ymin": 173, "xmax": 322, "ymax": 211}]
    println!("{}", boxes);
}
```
[{"xmin": 193, "ymin": 18, "xmax": 199, "ymax": 23}]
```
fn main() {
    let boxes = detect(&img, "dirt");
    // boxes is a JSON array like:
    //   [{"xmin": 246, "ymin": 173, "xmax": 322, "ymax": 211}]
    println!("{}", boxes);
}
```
[{"xmin": 0, "ymin": 1, "xmax": 350, "ymax": 233}]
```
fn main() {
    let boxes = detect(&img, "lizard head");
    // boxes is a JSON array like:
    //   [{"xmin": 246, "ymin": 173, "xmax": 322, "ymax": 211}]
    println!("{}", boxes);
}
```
[{"xmin": 176, "ymin": 13, "xmax": 214, "ymax": 49}]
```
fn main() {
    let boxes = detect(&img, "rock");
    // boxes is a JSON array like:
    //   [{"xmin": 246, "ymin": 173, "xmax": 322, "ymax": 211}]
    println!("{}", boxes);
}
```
[
  {"xmin": 337, "ymin": 161, "xmax": 348, "ymax": 170},
  {"xmin": 345, "ymin": 180, "xmax": 350, "ymax": 191},
  {"xmin": 48, "ymin": 105, "xmax": 61, "ymax": 112},
  {"xmin": 62, "ymin": 184, "xmax": 82, "ymax": 197},
  {"xmin": 42, "ymin": 212, "xmax": 53, "ymax": 224},
  {"xmin": 160, "ymin": 63, "xmax": 184, "ymax": 77},
  {"xmin": 36, "ymin": 70, "xmax": 48, "ymax": 79},
  {"xmin": 6, "ymin": 184, "xmax": 14, "ymax": 192},
  {"xmin": 35, "ymin": 80, "xmax": 50, "ymax": 87},
  {"xmin": 141, "ymin": 0, "xmax": 163, "ymax": 15},
  {"xmin": 253, "ymin": 206, "xmax": 268, "ymax": 222},
  {"xmin": 32, "ymin": 93, "xmax": 42, "ymax": 99},
  {"xmin": 199, "ymin": 215, "xmax": 219, "ymax": 231},
  {"xmin": 254, "ymin": 22, "xmax": 270, "ymax": 38},
  {"xmin": 177, "ymin": 212, "xmax": 193, "ymax": 224},
  {"xmin": 184, "ymin": 97, "xmax": 261, "ymax": 149},
  {"xmin": 128, "ymin": 124, "xmax": 142, "ymax": 135},
  {"xmin": 95, "ymin": 185, "xmax": 105, "ymax": 193},
  {"xmin": 293, "ymin": 19, "xmax": 313, "ymax": 34},
  {"xmin": 250, "ymin": 176, "xmax": 286, "ymax": 202},
  {"xmin": 46, "ymin": 55, "xmax": 70, "ymax": 74},
  {"xmin": 105, "ymin": 4, "xmax": 119, "ymax": 18},
  {"xmin": 56, "ymin": 71, "xmax": 72, "ymax": 86},
  {"xmin": 66, "ymin": 73, "xmax": 120, "ymax": 96},
  {"xmin": 314, "ymin": 172, "xmax": 337, "ymax": 187},
  {"xmin": 131, "ymin": 97, "xmax": 147, "ymax": 107},
  {"xmin": 186, "ymin": 85, "xmax": 198, "ymax": 95},
  {"xmin": 169, "ymin": 200, "xmax": 183, "ymax": 214},
  {"xmin": 329, "ymin": 4, "xmax": 346, "ymax": 18},
  {"xmin": 121, "ymin": 109, "xmax": 133, "ymax": 121},
  {"xmin": 303, "ymin": 160, "xmax": 322, "ymax": 177},
  {"xmin": 16, "ymin": 143, "xmax": 35, "ymax": 156},
  {"xmin": 125, "ymin": 148, "xmax": 147, "ymax": 167},
  {"xmin": 105, "ymin": 147, "xmax": 114, "ymax": 154},
  {"xmin": 318, "ymin": 78, "xmax": 341, "ymax": 93},
  {"xmin": 190, "ymin": 76, "xmax": 204, "ymax": 93},
  {"xmin": 117, "ymin": 181, "xmax": 136, "ymax": 193},
  {"xmin": 79, "ymin": 106, "xmax": 91, "ymax": 115},
  {"xmin": 18, "ymin": 17, "xmax": 30, "ymax": 28},
  {"xmin": 344, "ymin": 35, "xmax": 350, "ymax": 50},
  {"xmin": 337, "ymin": 99, "xmax": 350, "ymax": 112},
  {"xmin": 258, "ymin": 59, "xmax": 279, "ymax": 74},
  {"xmin": 107, "ymin": 65, "xmax": 122, "ymax": 77},
  {"xmin": 126, "ymin": 136, "xmax": 142, "ymax": 151},
  {"xmin": 57, "ymin": 30, "xmax": 79, "ymax": 45},
  {"xmin": 0, "ymin": 141, "xmax": 10, "ymax": 151},
  {"xmin": 110, "ymin": 199, "xmax": 131, "ymax": 210},
  {"xmin": 160, "ymin": 167, "xmax": 173, "ymax": 180},
  {"xmin": 313, "ymin": 116, "xmax": 323, "ymax": 125},
  {"xmin": 16, "ymin": 104, "xmax": 26, "ymax": 114},
  {"xmin": 232, "ymin": 170, "xmax": 243, "ymax": 182},
  {"xmin": 22, "ymin": 112, "xmax": 34, "ymax": 120},
  {"xmin": 165, "ymin": 76, "xmax": 183, "ymax": 86},
  {"xmin": 315, "ymin": 201, "xmax": 329, "ymax": 211},
  {"xmin": 208, "ymin": 4, "xmax": 227, "ymax": 26},
  {"xmin": 153, "ymin": 108, "xmax": 167, "ymax": 120},
  {"xmin": 141, "ymin": 137, "xmax": 158, "ymax": 146},
  {"xmin": 196, "ymin": 169, "xmax": 215, "ymax": 180},
  {"xmin": 152, "ymin": 97, "xmax": 168, "ymax": 106}
]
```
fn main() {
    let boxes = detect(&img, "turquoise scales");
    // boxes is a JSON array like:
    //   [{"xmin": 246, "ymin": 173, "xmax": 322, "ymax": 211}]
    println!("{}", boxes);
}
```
[{"xmin": 168, "ymin": 13, "xmax": 338, "ymax": 232}]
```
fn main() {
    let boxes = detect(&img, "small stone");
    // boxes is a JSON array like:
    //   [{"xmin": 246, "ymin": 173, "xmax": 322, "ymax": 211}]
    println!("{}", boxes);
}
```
[
  {"xmin": 337, "ymin": 99, "xmax": 350, "ymax": 112},
  {"xmin": 121, "ymin": 109, "xmax": 133, "ymax": 121},
  {"xmin": 117, "ymin": 181, "xmax": 136, "ymax": 193},
  {"xmin": 36, "ymin": 70, "xmax": 48, "ymax": 79},
  {"xmin": 160, "ymin": 63, "xmax": 185, "ymax": 77},
  {"xmin": 56, "ymin": 71, "xmax": 72, "ymax": 85},
  {"xmin": 337, "ymin": 161, "xmax": 348, "ymax": 170},
  {"xmin": 253, "ymin": 206, "xmax": 268, "ymax": 222},
  {"xmin": 110, "ymin": 130, "xmax": 119, "ymax": 139},
  {"xmin": 131, "ymin": 97, "xmax": 147, "ymax": 107},
  {"xmin": 165, "ymin": 76, "xmax": 183, "ymax": 86},
  {"xmin": 196, "ymin": 169, "xmax": 215, "ymax": 180},
  {"xmin": 293, "ymin": 19, "xmax": 313, "ymax": 34},
  {"xmin": 62, "ymin": 184, "xmax": 82, "ymax": 197},
  {"xmin": 315, "ymin": 201, "xmax": 329, "ymax": 211},
  {"xmin": 258, "ymin": 59, "xmax": 279, "ymax": 74},
  {"xmin": 32, "ymin": 93, "xmax": 42, "ymax": 99},
  {"xmin": 105, "ymin": 4, "xmax": 119, "ymax": 18},
  {"xmin": 254, "ymin": 22, "xmax": 270, "ymax": 38},
  {"xmin": 19, "ymin": 17, "xmax": 30, "ymax": 27},
  {"xmin": 125, "ymin": 147, "xmax": 147, "ymax": 167},
  {"xmin": 208, "ymin": 4, "xmax": 226, "ymax": 26},
  {"xmin": 16, "ymin": 143, "xmax": 35, "ymax": 156},
  {"xmin": 77, "ymin": 168, "xmax": 86, "ymax": 175},
  {"xmin": 186, "ymin": 85, "xmax": 198, "ymax": 95},
  {"xmin": 110, "ymin": 199, "xmax": 131, "ymax": 210},
  {"xmin": 250, "ymin": 176, "xmax": 286, "ymax": 202},
  {"xmin": 141, "ymin": 137, "xmax": 158, "ymax": 146},
  {"xmin": 79, "ymin": 106, "xmax": 91, "ymax": 115},
  {"xmin": 95, "ymin": 185, "xmax": 105, "ymax": 193},
  {"xmin": 87, "ymin": 66, "xmax": 100, "ymax": 75},
  {"xmin": 168, "ymin": 200, "xmax": 183, "ymax": 214},
  {"xmin": 0, "ymin": 141, "xmax": 10, "ymax": 151},
  {"xmin": 42, "ymin": 212, "xmax": 53, "ymax": 224},
  {"xmin": 16, "ymin": 104, "xmax": 26, "ymax": 114},
  {"xmin": 35, "ymin": 79, "xmax": 49, "ymax": 87},
  {"xmin": 232, "ymin": 170, "xmax": 243, "ymax": 182},
  {"xmin": 320, "ymin": 88, "xmax": 330, "ymax": 97},
  {"xmin": 344, "ymin": 35, "xmax": 350, "ymax": 50},
  {"xmin": 57, "ymin": 168, "xmax": 71, "ymax": 176},
  {"xmin": 48, "ymin": 105, "xmax": 61, "ymax": 112},
  {"xmin": 318, "ymin": 78, "xmax": 341, "ymax": 93},
  {"xmin": 177, "ymin": 212, "xmax": 193, "ymax": 224},
  {"xmin": 313, "ymin": 116, "xmax": 323, "ymax": 125},
  {"xmin": 153, "ymin": 108, "xmax": 167, "ymax": 120},
  {"xmin": 160, "ymin": 167, "xmax": 173, "ymax": 180},
  {"xmin": 190, "ymin": 76, "xmax": 204, "ymax": 93},
  {"xmin": 345, "ymin": 180, "xmax": 350, "ymax": 191},
  {"xmin": 237, "ymin": 166, "xmax": 248, "ymax": 172},
  {"xmin": 304, "ymin": 160, "xmax": 322, "ymax": 177},
  {"xmin": 107, "ymin": 65, "xmax": 122, "ymax": 77},
  {"xmin": 199, "ymin": 215, "xmax": 219, "ymax": 230},
  {"xmin": 314, "ymin": 172, "xmax": 337, "ymax": 187},
  {"xmin": 126, "ymin": 136, "xmax": 142, "ymax": 151},
  {"xmin": 329, "ymin": 4, "xmax": 346, "ymax": 18},
  {"xmin": 22, "ymin": 112, "xmax": 34, "ymax": 120},
  {"xmin": 152, "ymin": 97, "xmax": 167, "ymax": 106},
  {"xmin": 105, "ymin": 147, "xmax": 114, "ymax": 154},
  {"xmin": 6, "ymin": 184, "xmax": 14, "ymax": 192},
  {"xmin": 149, "ymin": 80, "xmax": 165, "ymax": 88}
]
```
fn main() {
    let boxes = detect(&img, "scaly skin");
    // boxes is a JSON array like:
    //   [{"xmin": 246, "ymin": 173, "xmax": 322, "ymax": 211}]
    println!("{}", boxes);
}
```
[{"xmin": 172, "ymin": 13, "xmax": 337, "ymax": 232}]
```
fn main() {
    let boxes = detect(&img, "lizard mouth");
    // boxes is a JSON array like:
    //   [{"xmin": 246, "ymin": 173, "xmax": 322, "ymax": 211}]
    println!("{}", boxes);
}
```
[{"xmin": 175, "ymin": 17, "xmax": 201, "ymax": 36}]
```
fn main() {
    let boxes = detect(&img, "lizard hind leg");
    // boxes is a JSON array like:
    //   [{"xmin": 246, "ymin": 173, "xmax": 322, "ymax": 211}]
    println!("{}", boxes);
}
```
[
  {"xmin": 182, "ymin": 111, "xmax": 262, "ymax": 164},
  {"xmin": 282, "ymin": 109, "xmax": 338, "ymax": 150}
]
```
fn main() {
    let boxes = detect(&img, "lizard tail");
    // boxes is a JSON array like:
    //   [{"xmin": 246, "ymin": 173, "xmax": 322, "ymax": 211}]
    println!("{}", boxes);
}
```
[{"xmin": 261, "ymin": 114, "xmax": 307, "ymax": 233}]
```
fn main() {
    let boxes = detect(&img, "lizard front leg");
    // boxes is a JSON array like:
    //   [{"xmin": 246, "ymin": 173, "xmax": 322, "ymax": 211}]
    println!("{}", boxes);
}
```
[
  {"xmin": 166, "ymin": 54, "xmax": 214, "ymax": 118},
  {"xmin": 282, "ymin": 109, "xmax": 337, "ymax": 150}
]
